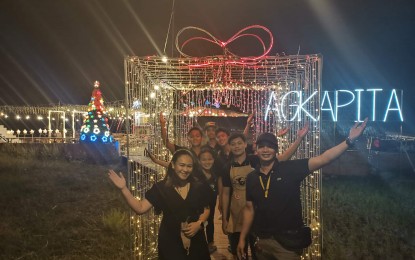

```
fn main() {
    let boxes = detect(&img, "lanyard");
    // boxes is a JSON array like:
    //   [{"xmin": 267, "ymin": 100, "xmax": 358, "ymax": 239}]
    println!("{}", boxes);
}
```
[{"xmin": 259, "ymin": 174, "xmax": 271, "ymax": 198}]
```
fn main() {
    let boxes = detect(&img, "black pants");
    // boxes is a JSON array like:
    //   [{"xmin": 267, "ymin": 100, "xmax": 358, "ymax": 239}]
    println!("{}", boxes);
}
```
[{"xmin": 206, "ymin": 196, "xmax": 217, "ymax": 243}]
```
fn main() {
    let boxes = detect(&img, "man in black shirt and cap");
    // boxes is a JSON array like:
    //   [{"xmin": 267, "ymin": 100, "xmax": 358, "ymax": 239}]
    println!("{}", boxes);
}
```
[{"xmin": 237, "ymin": 119, "xmax": 368, "ymax": 260}]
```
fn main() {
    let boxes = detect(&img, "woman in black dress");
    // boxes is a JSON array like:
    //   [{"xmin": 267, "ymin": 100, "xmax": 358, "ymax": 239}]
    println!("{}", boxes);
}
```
[
  {"xmin": 108, "ymin": 149, "xmax": 211, "ymax": 259},
  {"xmin": 198, "ymin": 147, "xmax": 219, "ymax": 254}
]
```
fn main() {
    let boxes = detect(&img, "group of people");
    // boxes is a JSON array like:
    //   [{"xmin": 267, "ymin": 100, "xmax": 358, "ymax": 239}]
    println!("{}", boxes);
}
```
[{"xmin": 108, "ymin": 113, "xmax": 368, "ymax": 260}]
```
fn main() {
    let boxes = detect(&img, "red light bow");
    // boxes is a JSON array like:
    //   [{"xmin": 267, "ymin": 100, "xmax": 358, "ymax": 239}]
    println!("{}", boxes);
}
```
[{"xmin": 175, "ymin": 25, "xmax": 274, "ymax": 66}]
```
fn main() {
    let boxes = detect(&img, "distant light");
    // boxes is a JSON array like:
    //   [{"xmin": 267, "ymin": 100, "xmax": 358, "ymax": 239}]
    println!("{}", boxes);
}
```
[
  {"xmin": 150, "ymin": 92, "xmax": 156, "ymax": 99},
  {"xmin": 94, "ymin": 81, "xmax": 100, "ymax": 88},
  {"xmin": 25, "ymin": 115, "xmax": 30, "ymax": 119},
  {"xmin": 37, "ymin": 116, "xmax": 43, "ymax": 120},
  {"xmin": 16, "ymin": 115, "xmax": 21, "ymax": 120},
  {"xmin": 161, "ymin": 56, "xmax": 168, "ymax": 63},
  {"xmin": 154, "ymin": 85, "xmax": 159, "ymax": 90}
]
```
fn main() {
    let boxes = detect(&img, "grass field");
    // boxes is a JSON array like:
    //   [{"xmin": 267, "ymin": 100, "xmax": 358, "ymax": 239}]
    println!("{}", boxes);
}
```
[
  {"xmin": 0, "ymin": 145, "xmax": 414, "ymax": 259},
  {"xmin": 0, "ymin": 147, "xmax": 131, "ymax": 259},
  {"xmin": 322, "ymin": 173, "xmax": 415, "ymax": 259}
]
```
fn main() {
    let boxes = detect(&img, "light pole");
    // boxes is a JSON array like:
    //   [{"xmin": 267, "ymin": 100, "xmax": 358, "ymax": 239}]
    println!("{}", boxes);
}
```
[
  {"xmin": 30, "ymin": 129, "xmax": 34, "ymax": 142},
  {"xmin": 23, "ymin": 129, "xmax": 27, "ymax": 142},
  {"xmin": 10, "ymin": 130, "xmax": 14, "ymax": 142},
  {"xmin": 38, "ymin": 128, "xmax": 43, "ymax": 140},
  {"xmin": 55, "ymin": 129, "xmax": 60, "ymax": 143},
  {"xmin": 43, "ymin": 129, "xmax": 49, "ymax": 142}
]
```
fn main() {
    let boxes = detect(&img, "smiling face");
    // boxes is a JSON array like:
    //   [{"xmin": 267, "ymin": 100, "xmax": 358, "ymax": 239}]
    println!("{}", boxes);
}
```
[
  {"xmin": 205, "ymin": 127, "xmax": 216, "ymax": 140},
  {"xmin": 256, "ymin": 143, "xmax": 277, "ymax": 163},
  {"xmin": 216, "ymin": 131, "xmax": 229, "ymax": 147},
  {"xmin": 199, "ymin": 151, "xmax": 215, "ymax": 171},
  {"xmin": 229, "ymin": 136, "xmax": 247, "ymax": 157},
  {"xmin": 188, "ymin": 129, "xmax": 203, "ymax": 147},
  {"xmin": 172, "ymin": 154, "xmax": 194, "ymax": 181}
]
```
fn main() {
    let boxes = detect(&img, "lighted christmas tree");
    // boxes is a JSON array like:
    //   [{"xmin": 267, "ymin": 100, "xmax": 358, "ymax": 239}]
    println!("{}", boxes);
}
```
[{"xmin": 80, "ymin": 81, "xmax": 113, "ymax": 143}]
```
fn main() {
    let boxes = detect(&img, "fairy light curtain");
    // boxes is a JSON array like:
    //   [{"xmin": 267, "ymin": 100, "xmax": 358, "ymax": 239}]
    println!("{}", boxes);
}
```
[{"xmin": 125, "ymin": 25, "xmax": 322, "ymax": 259}]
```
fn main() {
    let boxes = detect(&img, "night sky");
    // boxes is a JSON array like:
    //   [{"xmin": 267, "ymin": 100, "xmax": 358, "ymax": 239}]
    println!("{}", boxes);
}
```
[{"xmin": 1, "ymin": 0, "xmax": 414, "ymax": 131}]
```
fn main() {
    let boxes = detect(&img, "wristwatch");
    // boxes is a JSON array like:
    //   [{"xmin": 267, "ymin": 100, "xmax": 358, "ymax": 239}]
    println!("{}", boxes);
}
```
[{"xmin": 345, "ymin": 136, "xmax": 355, "ymax": 147}]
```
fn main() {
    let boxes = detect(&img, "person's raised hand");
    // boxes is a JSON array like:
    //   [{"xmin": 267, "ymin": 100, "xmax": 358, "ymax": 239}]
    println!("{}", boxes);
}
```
[
  {"xmin": 144, "ymin": 148, "xmax": 155, "ymax": 160},
  {"xmin": 297, "ymin": 124, "xmax": 309, "ymax": 139},
  {"xmin": 277, "ymin": 127, "xmax": 289, "ymax": 137},
  {"xmin": 159, "ymin": 112, "xmax": 166, "ymax": 126},
  {"xmin": 108, "ymin": 169, "xmax": 127, "ymax": 190},
  {"xmin": 247, "ymin": 113, "xmax": 254, "ymax": 125},
  {"xmin": 348, "ymin": 118, "xmax": 368, "ymax": 141}
]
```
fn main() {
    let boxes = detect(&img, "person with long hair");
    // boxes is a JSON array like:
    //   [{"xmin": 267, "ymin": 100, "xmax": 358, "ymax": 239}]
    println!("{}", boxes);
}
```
[
  {"xmin": 198, "ymin": 147, "xmax": 219, "ymax": 254},
  {"xmin": 108, "ymin": 149, "xmax": 211, "ymax": 259}
]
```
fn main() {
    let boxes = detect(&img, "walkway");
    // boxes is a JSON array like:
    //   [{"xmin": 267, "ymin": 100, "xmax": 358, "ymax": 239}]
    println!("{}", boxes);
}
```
[
  {"xmin": 210, "ymin": 203, "xmax": 233, "ymax": 260},
  {"xmin": 210, "ymin": 199, "xmax": 253, "ymax": 260}
]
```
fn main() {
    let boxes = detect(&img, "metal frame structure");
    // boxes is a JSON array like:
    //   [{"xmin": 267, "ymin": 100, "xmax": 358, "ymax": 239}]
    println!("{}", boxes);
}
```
[{"xmin": 125, "ymin": 54, "xmax": 323, "ymax": 259}]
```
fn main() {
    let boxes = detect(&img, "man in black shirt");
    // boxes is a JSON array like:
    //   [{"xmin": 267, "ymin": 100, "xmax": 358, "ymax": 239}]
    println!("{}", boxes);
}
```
[{"xmin": 237, "ymin": 119, "xmax": 368, "ymax": 260}]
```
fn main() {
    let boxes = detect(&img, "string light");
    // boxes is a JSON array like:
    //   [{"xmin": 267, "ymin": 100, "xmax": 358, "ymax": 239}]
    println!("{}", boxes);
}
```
[
  {"xmin": 79, "ymin": 81, "xmax": 114, "ymax": 144},
  {"xmin": 125, "ymin": 27, "xmax": 323, "ymax": 259}
]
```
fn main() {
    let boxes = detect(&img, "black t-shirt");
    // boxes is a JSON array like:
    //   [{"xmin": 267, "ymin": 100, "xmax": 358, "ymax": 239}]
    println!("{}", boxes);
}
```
[
  {"xmin": 246, "ymin": 158, "xmax": 310, "ymax": 236},
  {"xmin": 201, "ymin": 143, "xmax": 222, "ymax": 157},
  {"xmin": 213, "ymin": 150, "xmax": 232, "ymax": 179}
]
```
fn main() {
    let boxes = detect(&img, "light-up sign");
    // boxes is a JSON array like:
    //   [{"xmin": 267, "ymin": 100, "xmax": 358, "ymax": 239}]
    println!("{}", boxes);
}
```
[{"xmin": 265, "ymin": 89, "xmax": 403, "ymax": 122}]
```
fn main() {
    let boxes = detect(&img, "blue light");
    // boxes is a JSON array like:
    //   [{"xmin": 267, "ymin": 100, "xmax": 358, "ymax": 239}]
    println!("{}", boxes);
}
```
[
  {"xmin": 80, "ymin": 134, "xmax": 86, "ymax": 141},
  {"xmin": 383, "ymin": 89, "xmax": 403, "ymax": 122},
  {"xmin": 102, "ymin": 136, "xmax": 108, "ymax": 143},
  {"xmin": 90, "ymin": 135, "xmax": 97, "ymax": 142}
]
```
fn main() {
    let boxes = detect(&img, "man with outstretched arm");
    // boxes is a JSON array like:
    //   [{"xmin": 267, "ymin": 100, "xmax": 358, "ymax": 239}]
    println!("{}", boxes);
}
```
[{"xmin": 237, "ymin": 119, "xmax": 368, "ymax": 260}]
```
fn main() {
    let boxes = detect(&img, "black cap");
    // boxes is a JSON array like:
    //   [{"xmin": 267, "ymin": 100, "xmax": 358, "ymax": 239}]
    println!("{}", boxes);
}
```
[{"xmin": 256, "ymin": 132, "xmax": 278, "ymax": 151}]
